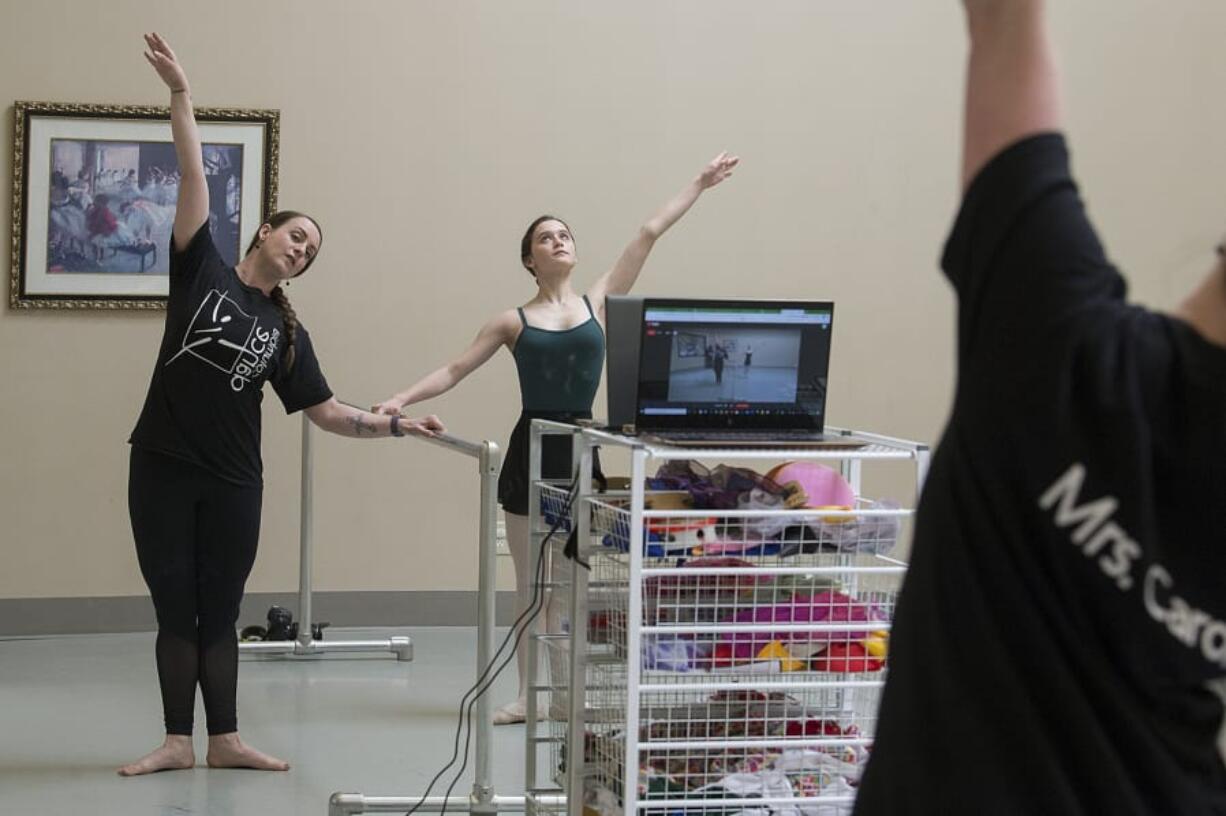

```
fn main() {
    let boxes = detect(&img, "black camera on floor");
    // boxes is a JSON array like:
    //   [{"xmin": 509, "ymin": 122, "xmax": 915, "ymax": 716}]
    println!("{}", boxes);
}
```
[{"xmin": 239, "ymin": 605, "xmax": 329, "ymax": 642}]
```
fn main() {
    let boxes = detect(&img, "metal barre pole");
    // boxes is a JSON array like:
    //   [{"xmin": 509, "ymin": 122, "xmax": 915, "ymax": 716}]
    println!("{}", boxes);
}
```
[
  {"xmin": 242, "ymin": 414, "xmax": 493, "ymax": 662},
  {"xmin": 239, "ymin": 414, "xmax": 410, "ymax": 660},
  {"xmin": 421, "ymin": 431, "xmax": 486, "ymax": 460},
  {"xmin": 473, "ymin": 439, "xmax": 501, "ymax": 812},
  {"xmin": 329, "ymin": 793, "xmax": 566, "ymax": 815},
  {"xmin": 327, "ymin": 419, "xmax": 511, "ymax": 815},
  {"xmin": 299, "ymin": 413, "xmax": 314, "ymax": 649}
]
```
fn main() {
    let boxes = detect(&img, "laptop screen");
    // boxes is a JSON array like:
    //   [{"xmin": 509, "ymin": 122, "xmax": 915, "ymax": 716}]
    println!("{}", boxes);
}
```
[{"xmin": 636, "ymin": 299, "xmax": 835, "ymax": 432}]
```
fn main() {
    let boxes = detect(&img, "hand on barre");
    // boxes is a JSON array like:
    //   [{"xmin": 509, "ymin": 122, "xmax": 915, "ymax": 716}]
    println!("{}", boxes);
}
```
[
  {"xmin": 307, "ymin": 398, "xmax": 446, "ymax": 439},
  {"xmin": 366, "ymin": 399, "xmax": 445, "ymax": 437},
  {"xmin": 400, "ymin": 414, "xmax": 446, "ymax": 438}
]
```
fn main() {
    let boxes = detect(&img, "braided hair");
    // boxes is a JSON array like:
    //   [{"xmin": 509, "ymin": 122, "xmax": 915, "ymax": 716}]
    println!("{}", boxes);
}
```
[
  {"xmin": 267, "ymin": 284, "xmax": 300, "ymax": 371},
  {"xmin": 244, "ymin": 210, "xmax": 323, "ymax": 372}
]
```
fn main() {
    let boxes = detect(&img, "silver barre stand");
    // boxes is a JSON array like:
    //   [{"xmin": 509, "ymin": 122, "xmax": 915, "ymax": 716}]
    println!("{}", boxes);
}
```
[
  {"xmin": 240, "ymin": 414, "xmax": 492, "ymax": 662},
  {"xmin": 329, "ymin": 416, "xmax": 513, "ymax": 815}
]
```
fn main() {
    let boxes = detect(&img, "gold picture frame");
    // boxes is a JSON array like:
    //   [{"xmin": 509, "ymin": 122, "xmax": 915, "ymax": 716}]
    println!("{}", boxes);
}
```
[{"xmin": 10, "ymin": 101, "xmax": 279, "ymax": 310}]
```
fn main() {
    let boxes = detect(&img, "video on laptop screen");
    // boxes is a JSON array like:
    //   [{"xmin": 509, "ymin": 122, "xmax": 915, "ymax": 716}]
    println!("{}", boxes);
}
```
[{"xmin": 636, "ymin": 300, "xmax": 834, "ymax": 431}]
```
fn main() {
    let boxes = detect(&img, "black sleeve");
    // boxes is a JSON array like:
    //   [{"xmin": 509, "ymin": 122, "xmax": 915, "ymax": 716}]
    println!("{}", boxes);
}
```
[
  {"xmin": 941, "ymin": 134, "xmax": 1127, "ymax": 374},
  {"xmin": 271, "ymin": 324, "xmax": 333, "ymax": 414},
  {"xmin": 169, "ymin": 222, "xmax": 224, "ymax": 280}
]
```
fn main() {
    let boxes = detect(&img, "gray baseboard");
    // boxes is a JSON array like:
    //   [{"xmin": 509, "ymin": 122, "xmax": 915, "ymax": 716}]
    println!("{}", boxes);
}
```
[{"xmin": 1, "ymin": 591, "xmax": 520, "ymax": 636}]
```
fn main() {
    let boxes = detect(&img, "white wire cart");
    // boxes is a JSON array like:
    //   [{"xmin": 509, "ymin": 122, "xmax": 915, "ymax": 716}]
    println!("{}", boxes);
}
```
[{"xmin": 524, "ymin": 422, "xmax": 929, "ymax": 816}]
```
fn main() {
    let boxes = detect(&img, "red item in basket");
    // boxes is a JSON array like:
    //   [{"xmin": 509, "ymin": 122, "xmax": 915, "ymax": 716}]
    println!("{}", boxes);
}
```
[
  {"xmin": 810, "ymin": 642, "xmax": 884, "ymax": 673},
  {"xmin": 710, "ymin": 641, "xmax": 736, "ymax": 669},
  {"xmin": 784, "ymin": 719, "xmax": 845, "ymax": 738}
]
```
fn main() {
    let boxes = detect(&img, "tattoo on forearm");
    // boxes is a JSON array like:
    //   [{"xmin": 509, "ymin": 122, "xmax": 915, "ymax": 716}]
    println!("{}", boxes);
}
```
[{"xmin": 346, "ymin": 413, "xmax": 378, "ymax": 437}]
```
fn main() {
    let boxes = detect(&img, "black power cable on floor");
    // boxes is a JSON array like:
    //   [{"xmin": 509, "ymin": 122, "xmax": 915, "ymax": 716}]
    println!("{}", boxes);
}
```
[{"xmin": 405, "ymin": 476, "xmax": 582, "ymax": 816}]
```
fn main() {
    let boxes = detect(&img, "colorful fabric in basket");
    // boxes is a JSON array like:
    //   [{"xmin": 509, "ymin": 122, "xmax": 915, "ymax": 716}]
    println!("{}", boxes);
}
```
[
  {"xmin": 650, "ymin": 460, "xmax": 791, "ymax": 511},
  {"xmin": 716, "ymin": 591, "xmax": 886, "ymax": 664},
  {"xmin": 603, "ymin": 513, "xmax": 716, "ymax": 557}
]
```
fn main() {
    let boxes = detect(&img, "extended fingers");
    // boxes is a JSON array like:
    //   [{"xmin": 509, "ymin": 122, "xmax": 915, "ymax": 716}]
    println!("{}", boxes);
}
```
[
  {"xmin": 705, "ymin": 152, "xmax": 740, "ymax": 179},
  {"xmin": 146, "ymin": 32, "xmax": 176, "ymax": 61},
  {"xmin": 713, "ymin": 154, "xmax": 739, "ymax": 182}
]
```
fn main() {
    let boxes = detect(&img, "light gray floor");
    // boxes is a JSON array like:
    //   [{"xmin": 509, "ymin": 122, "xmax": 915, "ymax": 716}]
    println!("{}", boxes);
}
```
[{"xmin": 0, "ymin": 627, "xmax": 531, "ymax": 816}]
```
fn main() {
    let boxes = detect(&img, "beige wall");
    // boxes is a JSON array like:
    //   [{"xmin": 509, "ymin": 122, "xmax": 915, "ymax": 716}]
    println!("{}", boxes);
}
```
[{"xmin": 3, "ymin": 1, "xmax": 1225, "ymax": 601}]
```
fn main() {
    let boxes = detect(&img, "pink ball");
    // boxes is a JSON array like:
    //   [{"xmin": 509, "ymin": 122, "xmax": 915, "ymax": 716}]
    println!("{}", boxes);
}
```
[{"xmin": 766, "ymin": 461, "xmax": 855, "ymax": 508}]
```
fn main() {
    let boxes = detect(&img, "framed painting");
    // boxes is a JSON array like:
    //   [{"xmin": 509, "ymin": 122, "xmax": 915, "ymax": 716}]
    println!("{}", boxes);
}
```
[{"xmin": 10, "ymin": 101, "xmax": 278, "ymax": 309}]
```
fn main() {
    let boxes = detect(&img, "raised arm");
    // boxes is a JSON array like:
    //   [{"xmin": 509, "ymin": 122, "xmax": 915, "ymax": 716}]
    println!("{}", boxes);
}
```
[
  {"xmin": 960, "ymin": 0, "xmax": 1062, "ymax": 191},
  {"xmin": 143, "ymin": 33, "xmax": 207, "ymax": 249},
  {"xmin": 305, "ymin": 398, "xmax": 445, "ymax": 439},
  {"xmin": 587, "ymin": 152, "xmax": 739, "ymax": 310},
  {"xmin": 370, "ymin": 309, "xmax": 520, "ymax": 416}
]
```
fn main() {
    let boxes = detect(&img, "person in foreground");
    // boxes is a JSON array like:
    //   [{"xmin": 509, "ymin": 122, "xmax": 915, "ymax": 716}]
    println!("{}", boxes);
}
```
[
  {"xmin": 120, "ymin": 33, "xmax": 443, "ymax": 776},
  {"xmin": 854, "ymin": 2, "xmax": 1226, "ymax": 813}
]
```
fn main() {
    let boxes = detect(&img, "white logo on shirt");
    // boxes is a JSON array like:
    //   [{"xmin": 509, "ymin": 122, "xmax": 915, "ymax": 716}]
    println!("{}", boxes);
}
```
[
  {"xmin": 166, "ymin": 289, "xmax": 281, "ymax": 392},
  {"xmin": 1038, "ymin": 463, "xmax": 1139, "ymax": 591},
  {"xmin": 1040, "ymin": 462, "xmax": 1226, "ymax": 669}
]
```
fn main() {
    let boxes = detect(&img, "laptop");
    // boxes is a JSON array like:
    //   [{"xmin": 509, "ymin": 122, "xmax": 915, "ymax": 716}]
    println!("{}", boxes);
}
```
[
  {"xmin": 632, "ymin": 298, "xmax": 863, "ymax": 448},
  {"xmin": 605, "ymin": 295, "xmax": 644, "ymax": 431}
]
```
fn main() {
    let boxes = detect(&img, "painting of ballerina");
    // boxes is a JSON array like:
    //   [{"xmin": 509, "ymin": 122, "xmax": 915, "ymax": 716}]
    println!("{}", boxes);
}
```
[
  {"xmin": 11, "ymin": 102, "xmax": 278, "ymax": 309},
  {"xmin": 46, "ymin": 140, "xmax": 243, "ymax": 275}
]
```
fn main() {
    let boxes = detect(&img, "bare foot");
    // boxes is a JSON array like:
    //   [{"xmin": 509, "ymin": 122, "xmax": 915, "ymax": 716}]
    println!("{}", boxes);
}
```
[
  {"xmin": 117, "ymin": 735, "xmax": 195, "ymax": 776},
  {"xmin": 206, "ymin": 732, "xmax": 290, "ymax": 771}
]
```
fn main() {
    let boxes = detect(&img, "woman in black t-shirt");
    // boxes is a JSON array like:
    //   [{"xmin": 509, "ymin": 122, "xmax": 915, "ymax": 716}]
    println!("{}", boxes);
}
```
[
  {"xmin": 119, "ymin": 34, "xmax": 444, "ymax": 777},
  {"xmin": 854, "ymin": 2, "xmax": 1226, "ymax": 813}
]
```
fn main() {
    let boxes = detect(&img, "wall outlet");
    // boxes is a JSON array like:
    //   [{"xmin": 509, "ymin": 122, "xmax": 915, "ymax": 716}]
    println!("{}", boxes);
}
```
[{"xmin": 496, "ymin": 516, "xmax": 509, "ymax": 556}]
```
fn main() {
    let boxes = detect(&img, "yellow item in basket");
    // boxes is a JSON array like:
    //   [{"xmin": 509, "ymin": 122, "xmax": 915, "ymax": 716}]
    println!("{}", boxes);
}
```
[
  {"xmin": 644, "ymin": 490, "xmax": 692, "ymax": 510},
  {"xmin": 865, "ymin": 630, "xmax": 889, "ymax": 658},
  {"xmin": 812, "ymin": 504, "xmax": 855, "ymax": 524},
  {"xmin": 756, "ymin": 640, "xmax": 805, "ymax": 672}
]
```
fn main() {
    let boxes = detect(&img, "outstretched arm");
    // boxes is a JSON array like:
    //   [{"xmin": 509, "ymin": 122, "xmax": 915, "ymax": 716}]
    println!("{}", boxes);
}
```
[
  {"xmin": 587, "ymin": 152, "xmax": 739, "ymax": 311},
  {"xmin": 305, "ymin": 398, "xmax": 445, "ymax": 439},
  {"xmin": 371, "ymin": 310, "xmax": 519, "ymax": 415},
  {"xmin": 143, "ymin": 32, "xmax": 207, "ymax": 249},
  {"xmin": 960, "ymin": 0, "xmax": 1062, "ymax": 191}
]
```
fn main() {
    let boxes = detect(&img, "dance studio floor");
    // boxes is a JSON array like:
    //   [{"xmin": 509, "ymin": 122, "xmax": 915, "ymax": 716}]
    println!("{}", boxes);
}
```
[
  {"xmin": 8, "ymin": 626, "xmax": 1226, "ymax": 815},
  {"xmin": 0, "ymin": 627, "xmax": 528, "ymax": 815}
]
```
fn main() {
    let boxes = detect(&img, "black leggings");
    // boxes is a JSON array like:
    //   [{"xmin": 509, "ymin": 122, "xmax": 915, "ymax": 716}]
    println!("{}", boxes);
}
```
[{"xmin": 128, "ymin": 447, "xmax": 262, "ymax": 736}]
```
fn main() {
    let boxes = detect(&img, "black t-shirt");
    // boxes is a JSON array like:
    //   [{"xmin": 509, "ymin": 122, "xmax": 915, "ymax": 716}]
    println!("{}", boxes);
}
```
[
  {"xmin": 855, "ymin": 135, "xmax": 1226, "ymax": 815},
  {"xmin": 129, "ymin": 224, "xmax": 332, "ymax": 486}
]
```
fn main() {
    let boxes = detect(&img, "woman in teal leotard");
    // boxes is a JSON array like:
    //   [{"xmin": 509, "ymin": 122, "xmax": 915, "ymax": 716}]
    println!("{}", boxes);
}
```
[{"xmin": 374, "ymin": 152, "xmax": 738, "ymax": 723}]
